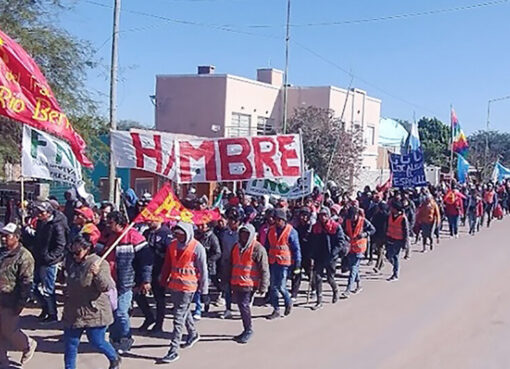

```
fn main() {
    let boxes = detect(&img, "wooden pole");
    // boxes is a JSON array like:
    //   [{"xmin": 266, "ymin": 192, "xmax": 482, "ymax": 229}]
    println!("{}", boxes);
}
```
[{"xmin": 99, "ymin": 221, "xmax": 135, "ymax": 262}]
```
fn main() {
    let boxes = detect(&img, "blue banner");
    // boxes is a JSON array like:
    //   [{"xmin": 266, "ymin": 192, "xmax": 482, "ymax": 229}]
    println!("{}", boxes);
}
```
[
  {"xmin": 389, "ymin": 149, "xmax": 427, "ymax": 188},
  {"xmin": 457, "ymin": 155, "xmax": 470, "ymax": 184}
]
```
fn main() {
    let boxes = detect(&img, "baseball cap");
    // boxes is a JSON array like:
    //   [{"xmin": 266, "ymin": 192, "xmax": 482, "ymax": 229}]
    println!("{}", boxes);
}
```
[
  {"xmin": 0, "ymin": 223, "xmax": 20, "ymax": 236},
  {"xmin": 75, "ymin": 207, "xmax": 94, "ymax": 221},
  {"xmin": 274, "ymin": 208, "xmax": 287, "ymax": 221},
  {"xmin": 35, "ymin": 201, "xmax": 53, "ymax": 213}
]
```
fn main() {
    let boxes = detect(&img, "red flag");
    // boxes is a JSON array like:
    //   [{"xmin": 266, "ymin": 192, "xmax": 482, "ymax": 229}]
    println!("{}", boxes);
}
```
[
  {"xmin": 376, "ymin": 174, "xmax": 392, "ymax": 193},
  {"xmin": 134, "ymin": 182, "xmax": 221, "ymax": 225},
  {"xmin": 0, "ymin": 29, "xmax": 92, "ymax": 167}
]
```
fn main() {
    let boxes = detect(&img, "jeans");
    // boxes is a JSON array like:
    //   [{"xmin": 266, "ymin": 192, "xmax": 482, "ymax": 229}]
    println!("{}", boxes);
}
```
[
  {"xmin": 269, "ymin": 264, "xmax": 291, "ymax": 311},
  {"xmin": 0, "ymin": 306, "xmax": 30, "ymax": 363},
  {"xmin": 313, "ymin": 258, "xmax": 338, "ymax": 302},
  {"xmin": 345, "ymin": 253, "xmax": 362, "ymax": 292},
  {"xmin": 169, "ymin": 291, "xmax": 196, "ymax": 352},
  {"xmin": 468, "ymin": 212, "xmax": 478, "ymax": 234},
  {"xmin": 109, "ymin": 290, "xmax": 133, "ymax": 342},
  {"xmin": 193, "ymin": 292, "xmax": 202, "ymax": 316},
  {"xmin": 447, "ymin": 215, "xmax": 459, "ymax": 236},
  {"xmin": 233, "ymin": 290, "xmax": 254, "ymax": 332},
  {"xmin": 134, "ymin": 278, "xmax": 166, "ymax": 325},
  {"xmin": 64, "ymin": 326, "xmax": 117, "ymax": 369},
  {"xmin": 34, "ymin": 264, "xmax": 58, "ymax": 316},
  {"xmin": 386, "ymin": 240, "xmax": 405, "ymax": 278}
]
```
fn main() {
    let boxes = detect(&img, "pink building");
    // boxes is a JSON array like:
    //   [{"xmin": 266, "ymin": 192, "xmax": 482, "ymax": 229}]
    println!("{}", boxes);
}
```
[{"xmin": 155, "ymin": 66, "xmax": 381, "ymax": 169}]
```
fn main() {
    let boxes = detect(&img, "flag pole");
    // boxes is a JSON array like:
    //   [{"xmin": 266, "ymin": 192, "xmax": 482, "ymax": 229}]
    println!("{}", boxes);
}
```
[{"xmin": 449, "ymin": 104, "xmax": 454, "ymax": 182}]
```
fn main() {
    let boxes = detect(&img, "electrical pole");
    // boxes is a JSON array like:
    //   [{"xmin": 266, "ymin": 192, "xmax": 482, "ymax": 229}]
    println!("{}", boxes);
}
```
[
  {"xmin": 108, "ymin": 0, "xmax": 121, "ymax": 204},
  {"xmin": 282, "ymin": 0, "xmax": 291, "ymax": 134}
]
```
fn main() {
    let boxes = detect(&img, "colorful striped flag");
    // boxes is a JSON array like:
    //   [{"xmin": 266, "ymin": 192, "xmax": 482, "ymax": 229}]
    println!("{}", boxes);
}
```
[{"xmin": 451, "ymin": 108, "xmax": 468, "ymax": 157}]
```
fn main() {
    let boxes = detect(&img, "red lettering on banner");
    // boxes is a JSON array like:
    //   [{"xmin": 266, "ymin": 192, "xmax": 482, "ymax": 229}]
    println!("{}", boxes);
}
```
[
  {"xmin": 252, "ymin": 136, "xmax": 280, "ymax": 178},
  {"xmin": 179, "ymin": 140, "xmax": 218, "ymax": 182},
  {"xmin": 131, "ymin": 133, "xmax": 163, "ymax": 173},
  {"xmin": 278, "ymin": 135, "xmax": 300, "ymax": 177},
  {"xmin": 162, "ymin": 143, "xmax": 176, "ymax": 177},
  {"xmin": 218, "ymin": 138, "xmax": 253, "ymax": 180}
]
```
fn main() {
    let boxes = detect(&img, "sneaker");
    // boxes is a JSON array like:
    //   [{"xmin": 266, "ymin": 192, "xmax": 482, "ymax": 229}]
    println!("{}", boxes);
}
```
[
  {"xmin": 138, "ymin": 317, "xmax": 155, "ymax": 332},
  {"xmin": 181, "ymin": 334, "xmax": 200, "ymax": 349},
  {"xmin": 284, "ymin": 301, "xmax": 293, "ymax": 316},
  {"xmin": 109, "ymin": 357, "xmax": 122, "ymax": 369},
  {"xmin": 37, "ymin": 311, "xmax": 48, "ymax": 321},
  {"xmin": 220, "ymin": 310, "xmax": 233, "ymax": 320},
  {"xmin": 332, "ymin": 291, "xmax": 338, "ymax": 304},
  {"xmin": 340, "ymin": 291, "xmax": 350, "ymax": 299},
  {"xmin": 159, "ymin": 350, "xmax": 179, "ymax": 364},
  {"xmin": 40, "ymin": 315, "xmax": 58, "ymax": 325},
  {"xmin": 455, "ymin": 234, "xmax": 459, "ymax": 239},
  {"xmin": 352, "ymin": 287, "xmax": 363, "ymax": 295},
  {"xmin": 21, "ymin": 338, "xmax": 37, "ymax": 365},
  {"xmin": 372, "ymin": 267, "xmax": 380, "ymax": 274},
  {"xmin": 387, "ymin": 275, "xmax": 399, "ymax": 282},
  {"xmin": 266, "ymin": 310, "xmax": 281, "ymax": 320},
  {"xmin": 117, "ymin": 337, "xmax": 134, "ymax": 355},
  {"xmin": 311, "ymin": 302, "xmax": 323, "ymax": 311},
  {"xmin": 151, "ymin": 323, "xmax": 163, "ymax": 334},
  {"xmin": 192, "ymin": 312, "xmax": 202, "ymax": 321},
  {"xmin": 235, "ymin": 330, "xmax": 253, "ymax": 344}
]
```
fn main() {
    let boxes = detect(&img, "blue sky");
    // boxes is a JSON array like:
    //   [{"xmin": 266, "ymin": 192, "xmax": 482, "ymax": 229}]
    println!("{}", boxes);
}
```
[{"xmin": 58, "ymin": 0, "xmax": 510, "ymax": 133}]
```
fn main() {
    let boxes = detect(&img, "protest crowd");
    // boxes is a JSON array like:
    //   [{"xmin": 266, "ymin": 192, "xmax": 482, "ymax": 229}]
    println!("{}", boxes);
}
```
[{"xmin": 1, "ymin": 177, "xmax": 508, "ymax": 368}]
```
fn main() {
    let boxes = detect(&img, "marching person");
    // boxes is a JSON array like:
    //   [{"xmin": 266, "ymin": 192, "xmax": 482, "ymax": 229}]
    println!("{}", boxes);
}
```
[
  {"xmin": 23, "ymin": 201, "xmax": 69, "ymax": 324},
  {"xmin": 98, "ymin": 211, "xmax": 149, "ymax": 354},
  {"xmin": 226, "ymin": 224, "xmax": 269, "ymax": 344},
  {"xmin": 385, "ymin": 201, "xmax": 410, "ymax": 282},
  {"xmin": 291, "ymin": 207, "xmax": 313, "ymax": 300},
  {"xmin": 310, "ymin": 207, "xmax": 347, "ymax": 309},
  {"xmin": 483, "ymin": 183, "xmax": 497, "ymax": 227},
  {"xmin": 443, "ymin": 187, "xmax": 464, "ymax": 238},
  {"xmin": 0, "ymin": 223, "xmax": 37, "ymax": 368},
  {"xmin": 466, "ymin": 189, "xmax": 483, "ymax": 235},
  {"xmin": 158, "ymin": 222, "xmax": 209, "ymax": 364},
  {"xmin": 342, "ymin": 202, "xmax": 375, "ymax": 298},
  {"xmin": 416, "ymin": 194, "xmax": 441, "ymax": 252},
  {"xmin": 265, "ymin": 209, "xmax": 301, "ymax": 320},
  {"xmin": 63, "ymin": 234, "xmax": 120, "ymax": 369},
  {"xmin": 73, "ymin": 206, "xmax": 101, "ymax": 245},
  {"xmin": 137, "ymin": 220, "xmax": 173, "ymax": 333}
]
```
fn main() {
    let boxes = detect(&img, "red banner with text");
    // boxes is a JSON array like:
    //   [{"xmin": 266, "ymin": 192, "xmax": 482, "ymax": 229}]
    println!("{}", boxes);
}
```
[
  {"xmin": 111, "ymin": 129, "xmax": 303, "ymax": 183},
  {"xmin": 0, "ymin": 29, "xmax": 92, "ymax": 167}
]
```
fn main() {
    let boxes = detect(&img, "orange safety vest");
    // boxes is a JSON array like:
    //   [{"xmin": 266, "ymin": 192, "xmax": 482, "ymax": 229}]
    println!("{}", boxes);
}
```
[
  {"xmin": 484, "ymin": 191, "xmax": 495, "ymax": 204},
  {"xmin": 168, "ymin": 239, "xmax": 199, "ymax": 293},
  {"xmin": 387, "ymin": 214, "xmax": 405, "ymax": 240},
  {"xmin": 345, "ymin": 216, "xmax": 367, "ymax": 254},
  {"xmin": 268, "ymin": 224, "xmax": 293, "ymax": 266},
  {"xmin": 230, "ymin": 241, "xmax": 260, "ymax": 289}
]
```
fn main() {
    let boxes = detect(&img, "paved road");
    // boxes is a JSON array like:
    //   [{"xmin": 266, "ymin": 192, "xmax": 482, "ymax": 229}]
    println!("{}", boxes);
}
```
[{"xmin": 18, "ymin": 218, "xmax": 510, "ymax": 369}]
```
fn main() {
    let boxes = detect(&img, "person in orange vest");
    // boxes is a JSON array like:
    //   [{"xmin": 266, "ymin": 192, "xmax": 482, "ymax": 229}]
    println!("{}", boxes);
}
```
[
  {"xmin": 483, "ymin": 183, "xmax": 498, "ymax": 227},
  {"xmin": 265, "ymin": 209, "xmax": 301, "ymax": 320},
  {"xmin": 342, "ymin": 201, "xmax": 375, "ymax": 298},
  {"xmin": 385, "ymin": 201, "xmax": 410, "ymax": 282},
  {"xmin": 158, "ymin": 222, "xmax": 209, "ymax": 364},
  {"xmin": 226, "ymin": 224, "xmax": 269, "ymax": 344},
  {"xmin": 416, "ymin": 194, "xmax": 441, "ymax": 252}
]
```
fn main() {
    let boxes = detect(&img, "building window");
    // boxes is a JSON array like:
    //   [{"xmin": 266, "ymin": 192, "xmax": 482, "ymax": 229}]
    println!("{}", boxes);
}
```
[
  {"xmin": 228, "ymin": 112, "xmax": 251, "ymax": 137},
  {"xmin": 257, "ymin": 116, "xmax": 275, "ymax": 135},
  {"xmin": 134, "ymin": 178, "xmax": 154, "ymax": 196},
  {"xmin": 365, "ymin": 125, "xmax": 375, "ymax": 146}
]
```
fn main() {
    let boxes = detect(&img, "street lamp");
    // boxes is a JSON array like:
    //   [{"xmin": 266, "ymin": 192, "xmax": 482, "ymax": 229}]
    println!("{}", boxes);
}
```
[{"xmin": 486, "ymin": 95, "xmax": 510, "ymax": 169}]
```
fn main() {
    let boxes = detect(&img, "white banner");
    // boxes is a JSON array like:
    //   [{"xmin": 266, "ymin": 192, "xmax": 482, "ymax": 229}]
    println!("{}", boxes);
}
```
[
  {"xmin": 111, "ymin": 129, "xmax": 303, "ymax": 184},
  {"xmin": 22, "ymin": 125, "xmax": 83, "ymax": 185},
  {"xmin": 246, "ymin": 170, "xmax": 314, "ymax": 199}
]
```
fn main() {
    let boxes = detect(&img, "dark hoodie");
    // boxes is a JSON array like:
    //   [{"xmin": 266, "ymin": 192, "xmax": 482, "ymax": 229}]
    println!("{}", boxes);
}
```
[{"xmin": 226, "ymin": 224, "xmax": 270, "ymax": 293}]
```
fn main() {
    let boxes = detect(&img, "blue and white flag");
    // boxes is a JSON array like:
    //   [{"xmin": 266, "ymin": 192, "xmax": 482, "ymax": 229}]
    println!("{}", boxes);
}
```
[
  {"xmin": 457, "ymin": 155, "xmax": 470, "ymax": 184},
  {"xmin": 492, "ymin": 162, "xmax": 510, "ymax": 182},
  {"xmin": 408, "ymin": 121, "xmax": 421, "ymax": 151}
]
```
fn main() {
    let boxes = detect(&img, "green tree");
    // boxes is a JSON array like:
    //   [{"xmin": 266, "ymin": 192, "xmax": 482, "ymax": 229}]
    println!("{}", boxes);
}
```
[
  {"xmin": 0, "ymin": 0, "xmax": 106, "ymax": 176},
  {"xmin": 418, "ymin": 117, "xmax": 451, "ymax": 168},
  {"xmin": 467, "ymin": 130, "xmax": 510, "ymax": 180},
  {"xmin": 287, "ymin": 106, "xmax": 365, "ymax": 190}
]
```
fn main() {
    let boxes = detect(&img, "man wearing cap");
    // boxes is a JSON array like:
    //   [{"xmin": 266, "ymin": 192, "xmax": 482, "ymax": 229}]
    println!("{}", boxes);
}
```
[
  {"xmin": 0, "ymin": 223, "xmax": 37, "ymax": 367},
  {"xmin": 342, "ymin": 201, "xmax": 375, "ymax": 298},
  {"xmin": 218, "ymin": 210, "xmax": 242, "ymax": 319},
  {"xmin": 310, "ymin": 207, "xmax": 347, "ymax": 309},
  {"xmin": 386, "ymin": 201, "xmax": 410, "ymax": 282},
  {"xmin": 159, "ymin": 222, "xmax": 208, "ymax": 364},
  {"xmin": 23, "ymin": 201, "xmax": 69, "ymax": 324},
  {"xmin": 73, "ymin": 207, "xmax": 101, "ymax": 246},
  {"xmin": 265, "ymin": 208, "xmax": 301, "ymax": 320},
  {"xmin": 225, "ymin": 224, "xmax": 269, "ymax": 344}
]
